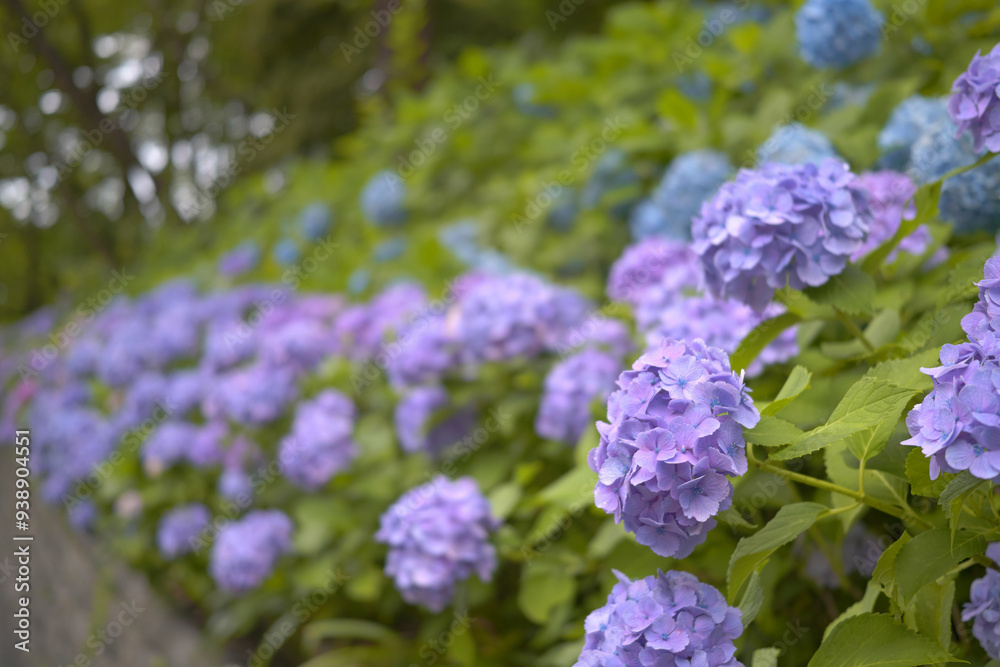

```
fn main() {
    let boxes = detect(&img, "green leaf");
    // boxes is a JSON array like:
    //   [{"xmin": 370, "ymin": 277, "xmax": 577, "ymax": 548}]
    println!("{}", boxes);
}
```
[
  {"xmin": 905, "ymin": 449, "xmax": 954, "ymax": 498},
  {"xmin": 762, "ymin": 365, "xmax": 812, "ymax": 417},
  {"xmin": 823, "ymin": 581, "xmax": 882, "ymax": 640},
  {"xmin": 771, "ymin": 378, "xmax": 919, "ymax": 461},
  {"xmin": 894, "ymin": 529, "xmax": 986, "ymax": 604},
  {"xmin": 867, "ymin": 349, "xmax": 939, "ymax": 392},
  {"xmin": 805, "ymin": 265, "xmax": 876, "ymax": 316},
  {"xmin": 862, "ymin": 180, "xmax": 941, "ymax": 274},
  {"xmin": 737, "ymin": 570, "xmax": 763, "ymax": 629},
  {"xmin": 718, "ymin": 507, "xmax": 758, "ymax": 531},
  {"xmin": 519, "ymin": 561, "xmax": 577, "ymax": 625},
  {"xmin": 941, "ymin": 472, "xmax": 987, "ymax": 521},
  {"xmin": 727, "ymin": 502, "xmax": 826, "ymax": 603},
  {"xmin": 731, "ymin": 311, "xmax": 803, "ymax": 376},
  {"xmin": 809, "ymin": 613, "xmax": 958, "ymax": 666},
  {"xmin": 302, "ymin": 619, "xmax": 400, "ymax": 652},
  {"xmin": 904, "ymin": 577, "xmax": 956, "ymax": 652},
  {"xmin": 745, "ymin": 415, "xmax": 805, "ymax": 448},
  {"xmin": 488, "ymin": 481, "xmax": 522, "ymax": 520},
  {"xmin": 821, "ymin": 309, "xmax": 901, "ymax": 359},
  {"xmin": 751, "ymin": 647, "xmax": 782, "ymax": 667},
  {"xmin": 872, "ymin": 533, "xmax": 912, "ymax": 598}
]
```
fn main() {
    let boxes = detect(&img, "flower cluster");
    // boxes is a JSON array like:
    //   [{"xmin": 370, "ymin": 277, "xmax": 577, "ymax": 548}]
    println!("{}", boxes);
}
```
[
  {"xmin": 794, "ymin": 0, "xmax": 883, "ymax": 70},
  {"xmin": 590, "ymin": 339, "xmax": 760, "ymax": 557},
  {"xmin": 375, "ymin": 476, "xmax": 499, "ymax": 612},
  {"xmin": 218, "ymin": 241, "xmax": 261, "ymax": 277},
  {"xmin": 693, "ymin": 159, "xmax": 871, "ymax": 313},
  {"xmin": 757, "ymin": 123, "xmax": 838, "ymax": 166},
  {"xmin": 298, "ymin": 202, "xmax": 333, "ymax": 240},
  {"xmin": 393, "ymin": 386, "xmax": 474, "ymax": 456},
  {"xmin": 877, "ymin": 96, "xmax": 950, "ymax": 158},
  {"xmin": 209, "ymin": 510, "xmax": 294, "ymax": 594},
  {"xmin": 962, "ymin": 543, "xmax": 1000, "ymax": 660},
  {"xmin": 629, "ymin": 150, "xmax": 732, "ymax": 242},
  {"xmin": 536, "ymin": 350, "xmax": 622, "ymax": 444},
  {"xmin": 850, "ymin": 171, "xmax": 942, "ymax": 264},
  {"xmin": 606, "ymin": 237, "xmax": 702, "ymax": 330},
  {"xmin": 903, "ymin": 258, "xmax": 1000, "ymax": 480},
  {"xmin": 157, "ymin": 503, "xmax": 211, "ymax": 559},
  {"xmin": 279, "ymin": 390, "xmax": 357, "ymax": 489},
  {"xmin": 575, "ymin": 569, "xmax": 743, "ymax": 667},
  {"xmin": 360, "ymin": 169, "xmax": 407, "ymax": 226},
  {"xmin": 949, "ymin": 42, "xmax": 1000, "ymax": 154}
]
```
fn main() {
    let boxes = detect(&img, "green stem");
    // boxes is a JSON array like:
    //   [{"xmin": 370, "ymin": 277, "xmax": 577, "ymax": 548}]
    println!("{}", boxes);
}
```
[
  {"xmin": 834, "ymin": 307, "xmax": 876, "ymax": 353},
  {"xmin": 747, "ymin": 446, "xmax": 933, "ymax": 530}
]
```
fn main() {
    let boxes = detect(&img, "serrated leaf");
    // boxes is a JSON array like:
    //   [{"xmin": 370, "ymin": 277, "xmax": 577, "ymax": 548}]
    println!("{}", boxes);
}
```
[
  {"xmin": 519, "ymin": 561, "xmax": 576, "ymax": 625},
  {"xmin": 941, "ymin": 472, "xmax": 987, "ymax": 520},
  {"xmin": 894, "ymin": 529, "xmax": 986, "ymax": 604},
  {"xmin": 731, "ymin": 311, "xmax": 803, "ymax": 376},
  {"xmin": 771, "ymin": 378, "xmax": 919, "ymax": 461},
  {"xmin": 905, "ymin": 449, "xmax": 954, "ymax": 498},
  {"xmin": 745, "ymin": 415, "xmax": 805, "ymax": 448},
  {"xmin": 867, "ymin": 349, "xmax": 939, "ymax": 392},
  {"xmin": 823, "ymin": 580, "xmax": 882, "ymax": 640},
  {"xmin": 718, "ymin": 507, "xmax": 758, "ymax": 530},
  {"xmin": 806, "ymin": 265, "xmax": 876, "ymax": 316},
  {"xmin": 762, "ymin": 365, "xmax": 812, "ymax": 417},
  {"xmin": 808, "ymin": 613, "xmax": 958, "ymax": 667},
  {"xmin": 822, "ymin": 309, "xmax": 901, "ymax": 359},
  {"xmin": 737, "ymin": 570, "xmax": 763, "ymax": 629},
  {"xmin": 904, "ymin": 577, "xmax": 955, "ymax": 652},
  {"xmin": 751, "ymin": 647, "xmax": 781, "ymax": 667},
  {"xmin": 727, "ymin": 502, "xmax": 826, "ymax": 603},
  {"xmin": 872, "ymin": 533, "xmax": 912, "ymax": 598}
]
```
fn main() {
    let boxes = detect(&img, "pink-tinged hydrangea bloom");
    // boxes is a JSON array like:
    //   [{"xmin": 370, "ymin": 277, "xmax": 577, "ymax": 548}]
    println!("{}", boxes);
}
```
[
  {"xmin": 963, "ymin": 543, "xmax": 1000, "ymax": 660},
  {"xmin": 589, "ymin": 339, "xmax": 760, "ymax": 558},
  {"xmin": 693, "ymin": 160, "xmax": 871, "ymax": 313},
  {"xmin": 575, "ymin": 570, "xmax": 743, "ymax": 667},
  {"xmin": 536, "ymin": 350, "xmax": 622, "ymax": 444},
  {"xmin": 904, "ymin": 258, "xmax": 1000, "ymax": 480},
  {"xmin": 209, "ymin": 510, "xmax": 293, "ymax": 594},
  {"xmin": 851, "ymin": 171, "xmax": 945, "ymax": 265},
  {"xmin": 645, "ymin": 297, "xmax": 797, "ymax": 377},
  {"xmin": 157, "ymin": 503, "xmax": 211, "ymax": 559},
  {"xmin": 375, "ymin": 476, "xmax": 499, "ymax": 612},
  {"xmin": 278, "ymin": 390, "xmax": 356, "ymax": 489},
  {"xmin": 949, "ymin": 42, "xmax": 1000, "ymax": 154}
]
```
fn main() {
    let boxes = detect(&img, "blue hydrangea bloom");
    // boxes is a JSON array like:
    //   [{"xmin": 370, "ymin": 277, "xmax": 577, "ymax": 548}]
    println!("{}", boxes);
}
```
[
  {"xmin": 218, "ymin": 240, "xmax": 260, "ymax": 277},
  {"xmin": 757, "ymin": 123, "xmax": 838, "ymax": 166},
  {"xmin": 693, "ymin": 160, "xmax": 871, "ymax": 312},
  {"xmin": 631, "ymin": 150, "xmax": 733, "ymax": 242},
  {"xmin": 877, "ymin": 96, "xmax": 950, "ymax": 156},
  {"xmin": 828, "ymin": 82, "xmax": 876, "ymax": 111},
  {"xmin": 374, "ymin": 238, "xmax": 407, "ymax": 262},
  {"xmin": 375, "ymin": 476, "xmax": 499, "ymax": 612},
  {"xmin": 794, "ymin": 0, "xmax": 884, "ymax": 70},
  {"xmin": 209, "ymin": 510, "xmax": 293, "ymax": 594},
  {"xmin": 361, "ymin": 170, "xmax": 407, "ymax": 227},
  {"xmin": 547, "ymin": 188, "xmax": 579, "ymax": 232},
  {"xmin": 298, "ymin": 202, "xmax": 333, "ymax": 240},
  {"xmin": 590, "ymin": 339, "xmax": 760, "ymax": 558},
  {"xmin": 278, "ymin": 390, "xmax": 357, "ymax": 489},
  {"xmin": 272, "ymin": 238, "xmax": 301, "ymax": 265},
  {"xmin": 348, "ymin": 268, "xmax": 370, "ymax": 294},
  {"xmin": 962, "ymin": 543, "xmax": 1000, "ymax": 660},
  {"xmin": 581, "ymin": 149, "xmax": 640, "ymax": 217},
  {"xmin": 536, "ymin": 350, "xmax": 621, "ymax": 444},
  {"xmin": 904, "ymin": 258, "xmax": 1000, "ymax": 480},
  {"xmin": 575, "ymin": 569, "xmax": 743, "ymax": 667},
  {"xmin": 949, "ymin": 42, "xmax": 1000, "ymax": 154},
  {"xmin": 157, "ymin": 503, "xmax": 211, "ymax": 559}
]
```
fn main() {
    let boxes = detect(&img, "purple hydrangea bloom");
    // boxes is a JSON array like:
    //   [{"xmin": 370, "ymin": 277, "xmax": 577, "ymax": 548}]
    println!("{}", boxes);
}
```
[
  {"xmin": 142, "ymin": 421, "xmax": 227, "ymax": 474},
  {"xmin": 375, "ymin": 476, "xmax": 499, "ymax": 612},
  {"xmin": 607, "ymin": 238, "xmax": 701, "ymax": 309},
  {"xmin": 387, "ymin": 316, "xmax": 462, "ymax": 388},
  {"xmin": 334, "ymin": 283, "xmax": 428, "ymax": 360},
  {"xmin": 646, "ymin": 297, "xmax": 797, "ymax": 377},
  {"xmin": 394, "ymin": 386, "xmax": 474, "ymax": 456},
  {"xmin": 218, "ymin": 241, "xmax": 261, "ymax": 276},
  {"xmin": 202, "ymin": 363, "xmax": 298, "ymax": 425},
  {"xmin": 589, "ymin": 339, "xmax": 760, "ymax": 557},
  {"xmin": 962, "ymin": 543, "xmax": 1000, "ymax": 660},
  {"xmin": 850, "ymin": 171, "xmax": 941, "ymax": 263},
  {"xmin": 536, "ymin": 350, "xmax": 622, "ymax": 444},
  {"xmin": 904, "ymin": 258, "xmax": 1000, "ymax": 480},
  {"xmin": 575, "ymin": 569, "xmax": 743, "ymax": 667},
  {"xmin": 949, "ymin": 43, "xmax": 1000, "ymax": 154},
  {"xmin": 278, "ymin": 390, "xmax": 357, "ymax": 489},
  {"xmin": 209, "ymin": 510, "xmax": 294, "ymax": 594},
  {"xmin": 68, "ymin": 499, "xmax": 97, "ymax": 531},
  {"xmin": 157, "ymin": 503, "xmax": 211, "ymax": 559},
  {"xmin": 693, "ymin": 160, "xmax": 871, "ymax": 313},
  {"xmin": 456, "ymin": 273, "xmax": 590, "ymax": 363}
]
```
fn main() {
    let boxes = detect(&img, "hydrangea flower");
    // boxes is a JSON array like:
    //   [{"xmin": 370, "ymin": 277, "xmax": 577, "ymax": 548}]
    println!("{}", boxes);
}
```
[
  {"xmin": 334, "ymin": 283, "xmax": 428, "ymax": 360},
  {"xmin": 850, "ymin": 171, "xmax": 940, "ymax": 263},
  {"xmin": 393, "ymin": 386, "xmax": 474, "ymax": 456},
  {"xmin": 142, "ymin": 421, "xmax": 227, "ymax": 474},
  {"xmin": 757, "ymin": 123, "xmax": 838, "ymax": 166},
  {"xmin": 375, "ymin": 476, "xmax": 499, "ymax": 612},
  {"xmin": 630, "ymin": 151, "xmax": 733, "ymax": 242},
  {"xmin": 202, "ymin": 364, "xmax": 298, "ymax": 425},
  {"xmin": 938, "ymin": 159, "xmax": 1000, "ymax": 234},
  {"xmin": 536, "ymin": 350, "xmax": 621, "ymax": 444},
  {"xmin": 298, "ymin": 202, "xmax": 333, "ymax": 240},
  {"xmin": 949, "ymin": 43, "xmax": 1000, "ymax": 154},
  {"xmin": 693, "ymin": 160, "xmax": 871, "ymax": 313},
  {"xmin": 218, "ymin": 241, "xmax": 261, "ymax": 277},
  {"xmin": 575, "ymin": 569, "xmax": 743, "ymax": 667},
  {"xmin": 157, "ymin": 503, "xmax": 211, "ymax": 559},
  {"xmin": 877, "ymin": 96, "xmax": 950, "ymax": 156},
  {"xmin": 590, "ymin": 338, "xmax": 760, "ymax": 557},
  {"xmin": 209, "ymin": 510, "xmax": 293, "ymax": 593},
  {"xmin": 361, "ymin": 170, "xmax": 407, "ymax": 226},
  {"xmin": 794, "ymin": 0, "xmax": 884, "ymax": 70},
  {"xmin": 962, "ymin": 543, "xmax": 1000, "ymax": 660},
  {"xmin": 606, "ymin": 237, "xmax": 702, "ymax": 329},
  {"xmin": 646, "ymin": 297, "xmax": 797, "ymax": 377},
  {"xmin": 278, "ymin": 390, "xmax": 357, "ymax": 489},
  {"xmin": 581, "ymin": 149, "xmax": 640, "ymax": 217},
  {"xmin": 272, "ymin": 238, "xmax": 301, "ymax": 265},
  {"xmin": 904, "ymin": 258, "xmax": 1000, "ymax": 479}
]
